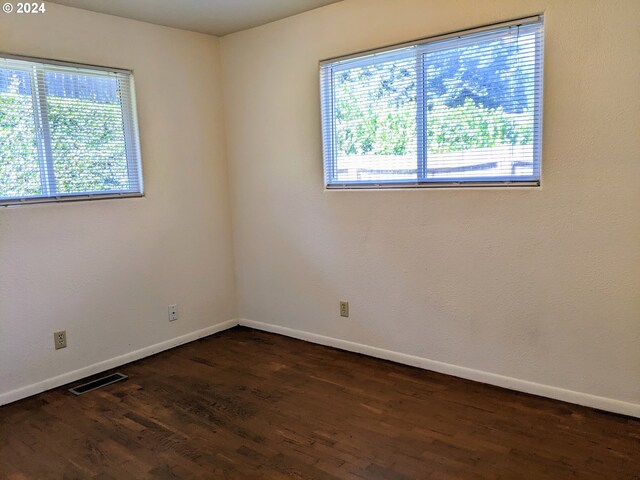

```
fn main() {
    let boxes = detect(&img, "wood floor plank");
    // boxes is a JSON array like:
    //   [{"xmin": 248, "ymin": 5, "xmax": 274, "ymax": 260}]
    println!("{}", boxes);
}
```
[{"xmin": 1, "ymin": 327, "xmax": 638, "ymax": 479}]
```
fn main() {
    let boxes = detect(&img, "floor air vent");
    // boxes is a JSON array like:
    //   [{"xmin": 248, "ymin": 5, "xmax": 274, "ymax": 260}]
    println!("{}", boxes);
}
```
[{"xmin": 69, "ymin": 372, "xmax": 128, "ymax": 396}]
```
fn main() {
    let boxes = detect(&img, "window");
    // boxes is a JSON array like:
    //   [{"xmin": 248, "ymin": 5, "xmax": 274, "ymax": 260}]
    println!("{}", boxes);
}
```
[
  {"xmin": 320, "ymin": 16, "xmax": 543, "ymax": 189},
  {"xmin": 0, "ymin": 55, "xmax": 142, "ymax": 205}
]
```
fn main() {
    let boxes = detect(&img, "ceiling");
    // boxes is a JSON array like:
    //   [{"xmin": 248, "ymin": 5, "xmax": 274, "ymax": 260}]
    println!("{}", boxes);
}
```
[{"xmin": 47, "ymin": 0, "xmax": 342, "ymax": 36}]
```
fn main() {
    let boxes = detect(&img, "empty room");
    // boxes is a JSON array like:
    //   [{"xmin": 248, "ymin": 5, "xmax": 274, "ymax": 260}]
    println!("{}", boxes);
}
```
[{"xmin": 1, "ymin": 0, "xmax": 639, "ymax": 478}]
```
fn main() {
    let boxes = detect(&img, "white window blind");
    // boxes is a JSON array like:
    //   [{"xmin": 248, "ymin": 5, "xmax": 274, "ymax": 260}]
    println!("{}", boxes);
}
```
[
  {"xmin": 0, "ymin": 55, "xmax": 142, "ymax": 205},
  {"xmin": 320, "ymin": 17, "xmax": 544, "ymax": 188}
]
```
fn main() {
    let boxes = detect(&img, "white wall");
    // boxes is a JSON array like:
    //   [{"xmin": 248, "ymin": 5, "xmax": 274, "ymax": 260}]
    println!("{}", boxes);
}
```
[
  {"xmin": 221, "ymin": 0, "xmax": 640, "ymax": 413},
  {"xmin": 1, "ymin": 0, "xmax": 638, "ymax": 416},
  {"xmin": 0, "ymin": 3, "xmax": 237, "ymax": 402}
]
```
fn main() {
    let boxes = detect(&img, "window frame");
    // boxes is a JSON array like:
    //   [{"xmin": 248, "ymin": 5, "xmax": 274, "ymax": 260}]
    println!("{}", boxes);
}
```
[
  {"xmin": 0, "ymin": 53, "xmax": 144, "ymax": 207},
  {"xmin": 319, "ymin": 15, "xmax": 544, "ymax": 190}
]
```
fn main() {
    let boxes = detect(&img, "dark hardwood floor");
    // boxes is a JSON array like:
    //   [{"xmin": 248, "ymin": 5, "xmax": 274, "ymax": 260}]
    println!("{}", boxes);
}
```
[{"xmin": 1, "ymin": 327, "xmax": 639, "ymax": 479}]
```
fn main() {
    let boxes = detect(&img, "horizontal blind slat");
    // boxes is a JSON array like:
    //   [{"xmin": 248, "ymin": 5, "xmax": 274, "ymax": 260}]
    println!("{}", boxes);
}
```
[
  {"xmin": 0, "ymin": 55, "xmax": 143, "ymax": 204},
  {"xmin": 320, "ymin": 17, "xmax": 544, "ymax": 188}
]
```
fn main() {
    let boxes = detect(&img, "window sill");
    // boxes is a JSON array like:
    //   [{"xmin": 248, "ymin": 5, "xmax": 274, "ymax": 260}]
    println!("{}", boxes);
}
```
[
  {"xmin": 324, "ymin": 181, "xmax": 541, "ymax": 191},
  {"xmin": 0, "ymin": 192, "xmax": 144, "ymax": 207}
]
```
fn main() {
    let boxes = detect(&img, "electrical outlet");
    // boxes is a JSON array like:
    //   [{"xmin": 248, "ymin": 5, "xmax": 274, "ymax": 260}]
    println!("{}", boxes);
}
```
[
  {"xmin": 168, "ymin": 304, "xmax": 178, "ymax": 322},
  {"xmin": 340, "ymin": 301, "xmax": 349, "ymax": 318},
  {"xmin": 53, "ymin": 330, "xmax": 67, "ymax": 350}
]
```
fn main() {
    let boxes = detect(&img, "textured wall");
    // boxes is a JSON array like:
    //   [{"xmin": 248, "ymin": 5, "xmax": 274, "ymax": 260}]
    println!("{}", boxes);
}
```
[
  {"xmin": 0, "ymin": 3, "xmax": 236, "ymax": 400},
  {"xmin": 1, "ymin": 0, "xmax": 638, "ymax": 415},
  {"xmin": 221, "ymin": 0, "xmax": 640, "ymax": 409}
]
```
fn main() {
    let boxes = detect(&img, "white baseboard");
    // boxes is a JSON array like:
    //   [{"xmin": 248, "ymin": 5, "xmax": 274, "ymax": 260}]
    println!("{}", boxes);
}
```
[
  {"xmin": 5, "ymin": 317, "xmax": 637, "ymax": 418},
  {"xmin": 239, "ymin": 318, "xmax": 640, "ymax": 418},
  {"xmin": 0, "ymin": 319, "xmax": 239, "ymax": 406}
]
